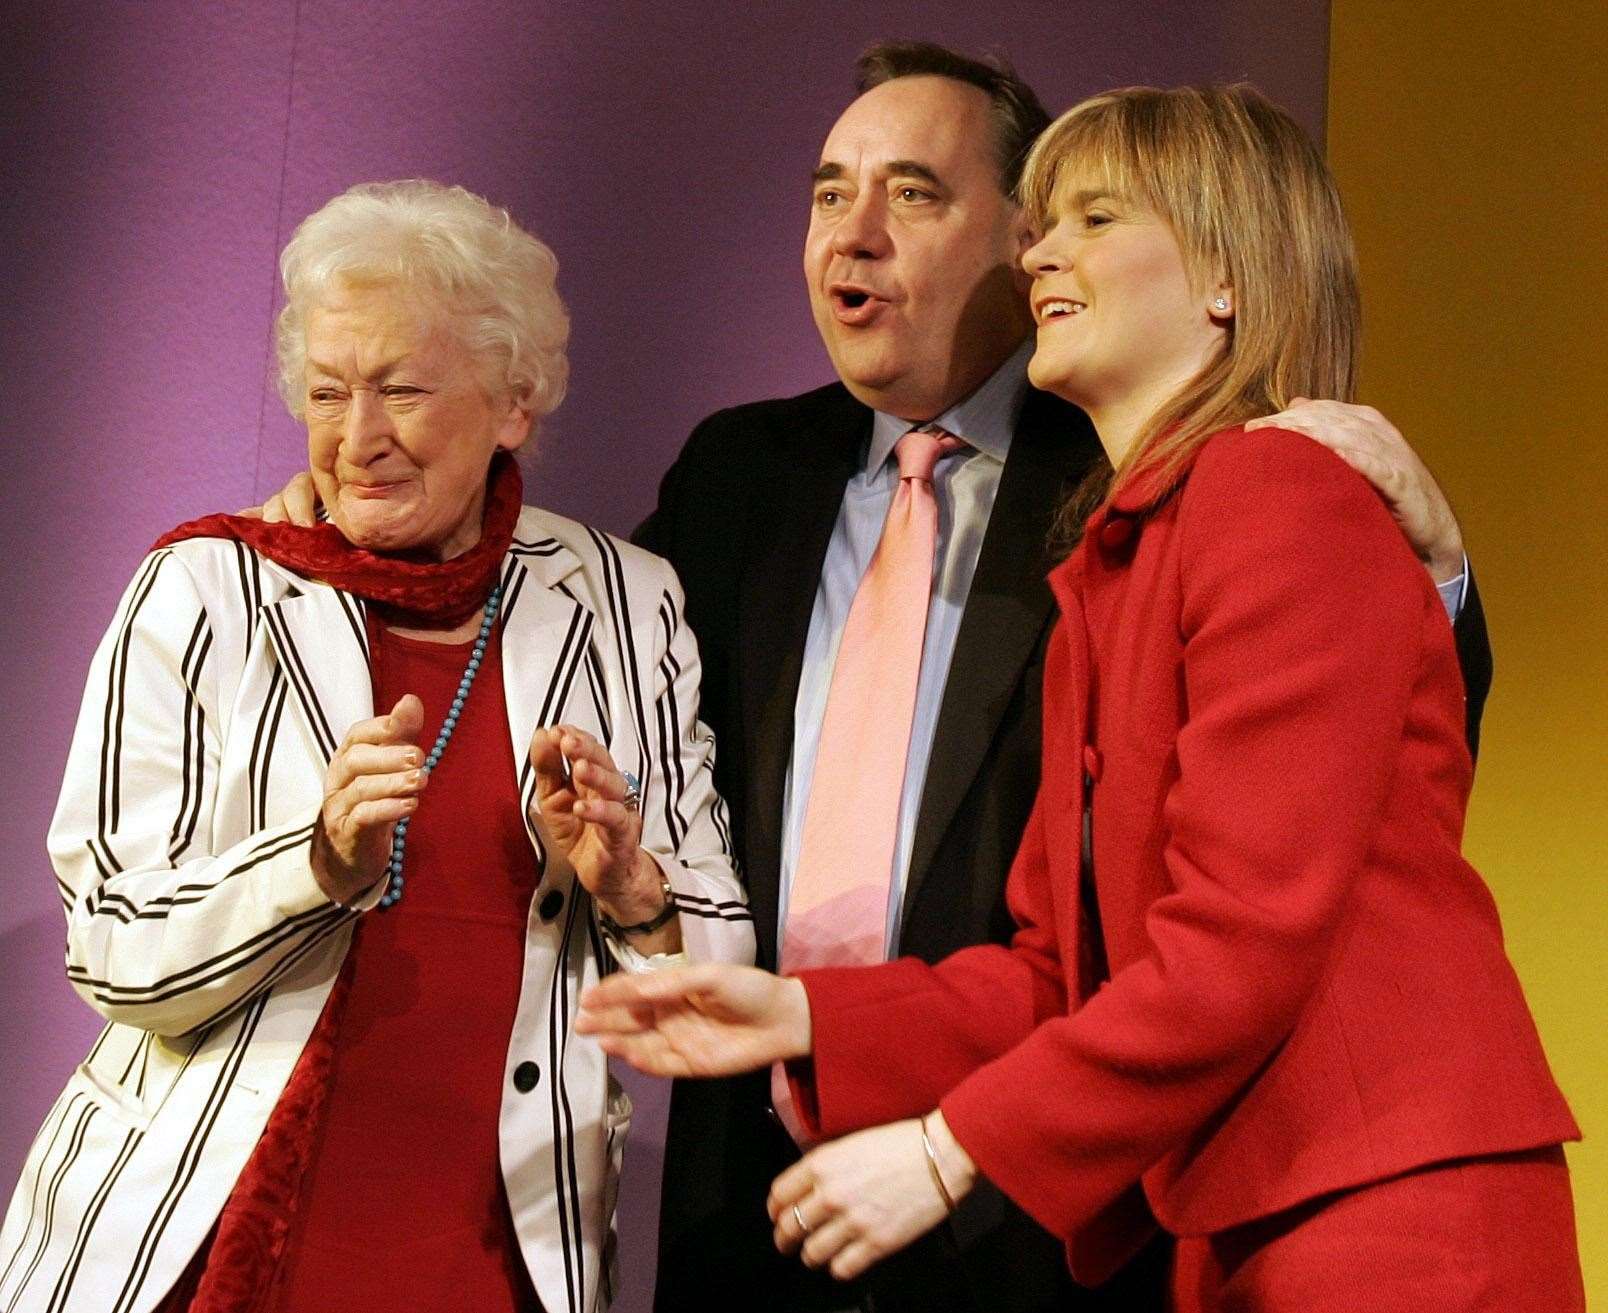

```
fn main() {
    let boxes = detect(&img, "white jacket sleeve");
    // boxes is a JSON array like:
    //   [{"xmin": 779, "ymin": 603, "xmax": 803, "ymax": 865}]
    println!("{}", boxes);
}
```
[
  {"xmin": 618, "ymin": 564, "xmax": 752, "ymax": 969},
  {"xmin": 49, "ymin": 549, "xmax": 347, "ymax": 1036}
]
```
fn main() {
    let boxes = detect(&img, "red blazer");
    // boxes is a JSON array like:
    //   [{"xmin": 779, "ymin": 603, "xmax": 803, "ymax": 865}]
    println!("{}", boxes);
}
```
[{"xmin": 796, "ymin": 426, "xmax": 1577, "ymax": 1283}]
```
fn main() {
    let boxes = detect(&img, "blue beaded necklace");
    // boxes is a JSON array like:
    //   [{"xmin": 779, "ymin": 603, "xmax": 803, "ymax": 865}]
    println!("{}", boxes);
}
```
[{"xmin": 379, "ymin": 582, "xmax": 504, "ymax": 909}]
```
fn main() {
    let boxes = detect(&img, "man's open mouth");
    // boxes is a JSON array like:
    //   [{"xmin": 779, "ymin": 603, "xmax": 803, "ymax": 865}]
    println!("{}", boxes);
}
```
[{"xmin": 829, "ymin": 285, "xmax": 890, "ymax": 324}]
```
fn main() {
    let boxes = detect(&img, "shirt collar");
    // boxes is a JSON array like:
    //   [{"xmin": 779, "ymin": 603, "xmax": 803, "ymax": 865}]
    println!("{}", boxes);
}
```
[{"xmin": 866, "ymin": 338, "xmax": 1033, "ymax": 475}]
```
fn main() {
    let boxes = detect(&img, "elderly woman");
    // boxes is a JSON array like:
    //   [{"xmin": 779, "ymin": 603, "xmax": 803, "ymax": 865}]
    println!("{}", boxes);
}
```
[{"xmin": 0, "ymin": 180, "xmax": 752, "ymax": 1313}]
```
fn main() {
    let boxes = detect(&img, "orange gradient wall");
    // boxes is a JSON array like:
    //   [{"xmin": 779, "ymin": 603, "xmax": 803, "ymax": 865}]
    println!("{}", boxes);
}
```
[{"xmin": 1328, "ymin": 2, "xmax": 1607, "ymax": 1298}]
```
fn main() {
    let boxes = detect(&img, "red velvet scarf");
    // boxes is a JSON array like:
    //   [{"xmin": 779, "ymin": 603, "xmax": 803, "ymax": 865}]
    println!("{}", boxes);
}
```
[{"xmin": 151, "ymin": 453, "xmax": 523, "ymax": 628}]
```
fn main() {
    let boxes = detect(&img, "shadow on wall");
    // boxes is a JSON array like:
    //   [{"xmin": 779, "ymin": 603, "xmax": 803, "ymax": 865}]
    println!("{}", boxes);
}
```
[{"xmin": 0, "ymin": 914, "xmax": 101, "ymax": 1136}]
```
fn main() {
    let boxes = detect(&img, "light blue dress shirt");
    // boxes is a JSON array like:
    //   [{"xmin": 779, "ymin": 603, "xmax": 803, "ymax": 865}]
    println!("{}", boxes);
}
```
[
  {"xmin": 778, "ymin": 338, "xmax": 1468, "ymax": 957},
  {"xmin": 1438, "ymin": 561, "xmax": 1469, "ymax": 621}
]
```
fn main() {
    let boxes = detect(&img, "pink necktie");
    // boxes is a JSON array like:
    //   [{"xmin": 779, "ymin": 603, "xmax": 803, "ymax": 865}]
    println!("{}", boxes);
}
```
[{"xmin": 772, "ymin": 426, "xmax": 963, "ymax": 1142}]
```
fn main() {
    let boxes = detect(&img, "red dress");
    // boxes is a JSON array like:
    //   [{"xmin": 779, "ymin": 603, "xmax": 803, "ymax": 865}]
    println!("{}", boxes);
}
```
[{"xmin": 161, "ymin": 620, "xmax": 543, "ymax": 1312}]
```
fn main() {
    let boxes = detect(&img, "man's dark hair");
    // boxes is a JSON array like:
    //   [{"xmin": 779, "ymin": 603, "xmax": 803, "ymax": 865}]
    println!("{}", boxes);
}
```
[{"xmin": 855, "ymin": 41, "xmax": 1052, "ymax": 195}]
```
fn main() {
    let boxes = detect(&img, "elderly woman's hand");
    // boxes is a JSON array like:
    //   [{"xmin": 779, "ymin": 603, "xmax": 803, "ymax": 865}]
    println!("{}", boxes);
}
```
[
  {"xmin": 531, "ymin": 725, "xmax": 678, "ymax": 943},
  {"xmin": 310, "ymin": 695, "xmax": 426, "ymax": 904},
  {"xmin": 768, "ymin": 1113, "xmax": 978, "ymax": 1281}
]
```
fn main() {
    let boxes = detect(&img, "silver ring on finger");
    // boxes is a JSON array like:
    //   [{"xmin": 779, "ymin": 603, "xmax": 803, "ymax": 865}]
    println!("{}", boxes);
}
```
[
  {"xmin": 791, "ymin": 1203, "xmax": 811, "ymax": 1235},
  {"xmin": 621, "ymin": 770, "xmax": 642, "ymax": 813}
]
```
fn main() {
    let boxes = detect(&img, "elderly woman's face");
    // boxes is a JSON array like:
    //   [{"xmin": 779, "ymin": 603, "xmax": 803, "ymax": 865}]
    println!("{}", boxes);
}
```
[{"xmin": 302, "ymin": 283, "xmax": 531, "ymax": 559}]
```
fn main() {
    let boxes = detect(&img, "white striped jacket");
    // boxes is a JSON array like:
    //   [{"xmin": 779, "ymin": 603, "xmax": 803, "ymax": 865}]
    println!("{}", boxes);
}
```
[{"xmin": 0, "ymin": 506, "xmax": 753, "ymax": 1313}]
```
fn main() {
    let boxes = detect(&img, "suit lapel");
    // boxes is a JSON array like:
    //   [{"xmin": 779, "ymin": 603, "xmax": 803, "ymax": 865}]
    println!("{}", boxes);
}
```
[
  {"xmin": 738, "ymin": 392, "xmax": 868, "ymax": 966},
  {"xmin": 258, "ymin": 585, "xmax": 373, "ymax": 765},
  {"xmin": 497, "ymin": 546, "xmax": 592, "ymax": 816},
  {"xmin": 902, "ymin": 390, "xmax": 1102, "ymax": 923}
]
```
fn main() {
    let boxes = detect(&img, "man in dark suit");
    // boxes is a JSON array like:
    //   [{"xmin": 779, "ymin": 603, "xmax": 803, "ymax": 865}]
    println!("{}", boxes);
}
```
[{"xmin": 635, "ymin": 41, "xmax": 1490, "ymax": 1313}]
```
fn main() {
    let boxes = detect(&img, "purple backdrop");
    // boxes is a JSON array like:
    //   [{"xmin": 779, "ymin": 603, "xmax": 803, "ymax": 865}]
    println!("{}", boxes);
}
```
[{"xmin": 0, "ymin": 3, "xmax": 1328, "ymax": 1307}]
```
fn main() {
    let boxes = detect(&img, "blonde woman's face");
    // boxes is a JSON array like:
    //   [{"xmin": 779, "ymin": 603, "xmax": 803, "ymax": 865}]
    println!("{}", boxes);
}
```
[
  {"xmin": 1020, "ymin": 172, "xmax": 1225, "ymax": 450},
  {"xmin": 301, "ymin": 283, "xmax": 532, "ymax": 560}
]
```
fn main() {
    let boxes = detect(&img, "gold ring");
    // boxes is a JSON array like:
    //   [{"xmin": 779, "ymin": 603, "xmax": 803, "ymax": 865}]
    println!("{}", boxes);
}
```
[{"xmin": 791, "ymin": 1203, "xmax": 811, "ymax": 1235}]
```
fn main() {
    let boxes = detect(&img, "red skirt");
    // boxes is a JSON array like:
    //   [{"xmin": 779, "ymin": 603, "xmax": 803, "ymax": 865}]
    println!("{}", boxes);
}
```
[{"xmin": 1170, "ymin": 1146, "xmax": 1583, "ymax": 1312}]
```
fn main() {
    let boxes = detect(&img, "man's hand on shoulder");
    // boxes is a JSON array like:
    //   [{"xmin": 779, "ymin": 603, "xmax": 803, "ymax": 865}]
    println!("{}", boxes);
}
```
[
  {"xmin": 1246, "ymin": 400, "xmax": 1465, "ymax": 583},
  {"xmin": 237, "ymin": 472, "xmax": 320, "ymax": 525}
]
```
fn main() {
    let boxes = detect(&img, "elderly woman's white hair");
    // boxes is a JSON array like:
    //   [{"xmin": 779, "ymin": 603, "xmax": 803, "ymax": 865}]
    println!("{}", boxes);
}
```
[{"xmin": 275, "ymin": 180, "xmax": 569, "ymax": 426}]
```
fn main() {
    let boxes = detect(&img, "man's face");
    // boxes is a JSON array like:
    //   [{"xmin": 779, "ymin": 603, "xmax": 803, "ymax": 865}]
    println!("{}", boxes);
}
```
[{"xmin": 804, "ymin": 76, "xmax": 1035, "ymax": 421}]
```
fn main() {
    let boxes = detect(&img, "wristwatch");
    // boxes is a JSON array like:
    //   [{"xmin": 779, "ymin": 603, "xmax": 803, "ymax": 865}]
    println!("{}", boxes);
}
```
[{"xmin": 598, "ymin": 872, "xmax": 678, "ymax": 938}]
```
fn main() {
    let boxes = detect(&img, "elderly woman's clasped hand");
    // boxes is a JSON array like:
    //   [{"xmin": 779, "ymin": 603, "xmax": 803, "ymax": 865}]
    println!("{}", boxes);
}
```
[
  {"xmin": 529, "ymin": 724, "xmax": 676, "ymax": 936},
  {"xmin": 310, "ymin": 694, "xmax": 427, "ymax": 905}
]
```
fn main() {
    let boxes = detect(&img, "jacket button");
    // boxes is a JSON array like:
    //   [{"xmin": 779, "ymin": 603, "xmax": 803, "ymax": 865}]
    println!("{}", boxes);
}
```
[
  {"xmin": 539, "ymin": 890, "xmax": 564, "ymax": 922},
  {"xmin": 1099, "ymin": 516, "xmax": 1135, "ymax": 549},
  {"xmin": 513, "ymin": 1061, "xmax": 541, "ymax": 1093},
  {"xmin": 1083, "ymin": 744, "xmax": 1103, "ymax": 782}
]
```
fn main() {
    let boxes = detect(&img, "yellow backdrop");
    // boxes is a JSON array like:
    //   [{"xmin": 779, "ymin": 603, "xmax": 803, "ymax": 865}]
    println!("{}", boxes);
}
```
[{"xmin": 1327, "ymin": 1, "xmax": 1607, "ymax": 1298}]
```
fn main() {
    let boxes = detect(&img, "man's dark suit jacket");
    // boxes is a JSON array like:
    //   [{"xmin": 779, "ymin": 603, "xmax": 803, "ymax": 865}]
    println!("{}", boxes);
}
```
[{"xmin": 634, "ymin": 379, "xmax": 1494, "ymax": 1313}]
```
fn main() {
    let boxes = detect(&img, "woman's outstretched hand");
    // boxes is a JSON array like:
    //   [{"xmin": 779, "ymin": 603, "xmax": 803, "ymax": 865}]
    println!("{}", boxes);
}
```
[{"xmin": 576, "ymin": 964, "xmax": 812, "ymax": 1077}]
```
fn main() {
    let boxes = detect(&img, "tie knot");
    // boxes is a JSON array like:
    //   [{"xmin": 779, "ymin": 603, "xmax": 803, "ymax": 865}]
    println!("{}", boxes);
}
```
[{"xmin": 894, "ymin": 426, "xmax": 964, "ymax": 483}]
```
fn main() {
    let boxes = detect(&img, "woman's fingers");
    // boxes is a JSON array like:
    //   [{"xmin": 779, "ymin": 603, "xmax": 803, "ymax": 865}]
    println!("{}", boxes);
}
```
[
  {"xmin": 531, "ymin": 726, "xmax": 625, "ymax": 805},
  {"xmin": 529, "ymin": 725, "xmax": 566, "ymax": 778},
  {"xmin": 325, "ymin": 698, "xmax": 427, "ymax": 829},
  {"xmin": 552, "ymin": 726, "xmax": 635, "ymax": 802},
  {"xmin": 827, "ymin": 1240, "xmax": 882, "ymax": 1282},
  {"xmin": 571, "ymin": 1000, "xmax": 657, "ymax": 1036},
  {"xmin": 344, "ymin": 795, "xmax": 420, "ymax": 832},
  {"xmin": 796, "ymin": 1211, "xmax": 858, "ymax": 1267},
  {"xmin": 332, "ymin": 696, "xmax": 424, "ymax": 763},
  {"xmin": 591, "ymin": 1032, "xmax": 694, "ymax": 1077},
  {"xmin": 554, "ymin": 727, "xmax": 629, "ymax": 804},
  {"xmin": 328, "ymin": 768, "xmax": 427, "ymax": 823},
  {"xmin": 553, "ymin": 724, "xmax": 608, "ymax": 769},
  {"xmin": 773, "ymin": 1193, "xmax": 817, "ymax": 1255},
  {"xmin": 571, "ymin": 757, "xmax": 627, "ymax": 801},
  {"xmin": 380, "ymin": 694, "xmax": 424, "ymax": 740},
  {"xmin": 314, "ymin": 696, "xmax": 425, "ymax": 898},
  {"xmin": 580, "ymin": 962, "xmax": 730, "ymax": 1012},
  {"xmin": 572, "ymin": 797, "xmax": 635, "ymax": 840},
  {"xmin": 767, "ymin": 1159, "xmax": 814, "ymax": 1219},
  {"xmin": 326, "ymin": 743, "xmax": 422, "ymax": 791}
]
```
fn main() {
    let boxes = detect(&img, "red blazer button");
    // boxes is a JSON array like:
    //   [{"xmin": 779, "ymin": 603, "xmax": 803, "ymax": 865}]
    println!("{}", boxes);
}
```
[
  {"xmin": 1099, "ymin": 516, "xmax": 1135, "ymax": 549},
  {"xmin": 1082, "ymin": 744, "xmax": 1103, "ymax": 781}
]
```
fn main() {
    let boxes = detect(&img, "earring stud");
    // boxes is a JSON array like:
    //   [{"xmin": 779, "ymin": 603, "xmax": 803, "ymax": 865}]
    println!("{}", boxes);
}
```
[{"xmin": 1213, "ymin": 296, "xmax": 1230, "ymax": 312}]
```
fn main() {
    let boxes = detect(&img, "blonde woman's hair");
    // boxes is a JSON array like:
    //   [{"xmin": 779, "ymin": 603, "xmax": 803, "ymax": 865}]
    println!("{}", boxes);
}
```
[
  {"xmin": 275, "ymin": 180, "xmax": 569, "ymax": 427},
  {"xmin": 1016, "ymin": 84, "xmax": 1360, "ymax": 527}
]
